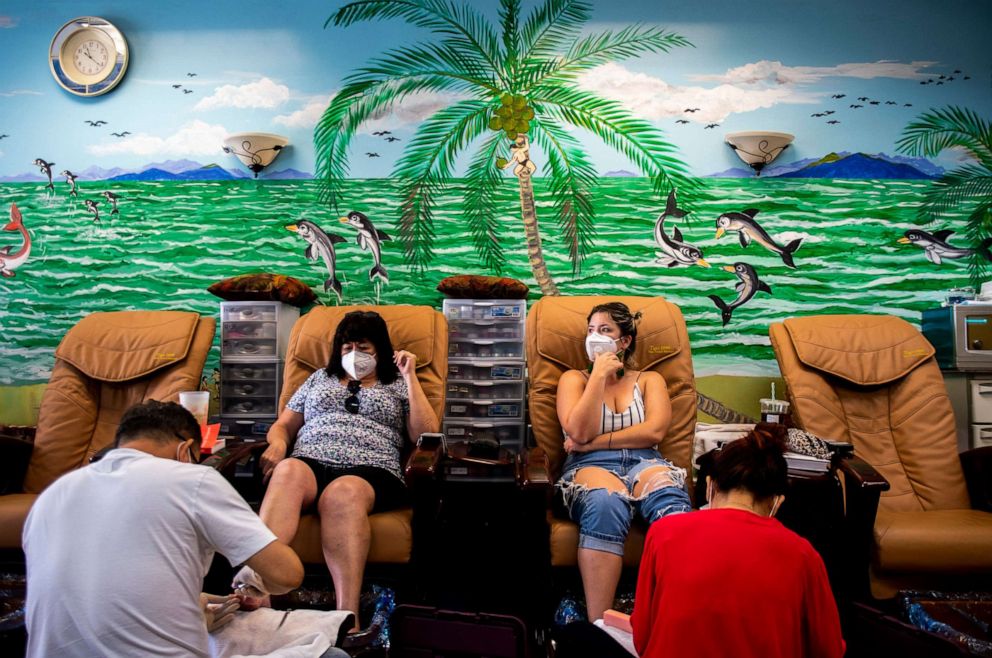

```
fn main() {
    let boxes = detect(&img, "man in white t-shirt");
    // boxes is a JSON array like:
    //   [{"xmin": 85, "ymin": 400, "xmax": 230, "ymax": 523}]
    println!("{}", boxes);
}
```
[{"xmin": 23, "ymin": 400, "xmax": 304, "ymax": 657}]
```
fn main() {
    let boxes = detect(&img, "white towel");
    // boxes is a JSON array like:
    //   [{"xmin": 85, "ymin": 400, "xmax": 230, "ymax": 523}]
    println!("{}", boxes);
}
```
[
  {"xmin": 592, "ymin": 619, "xmax": 638, "ymax": 656},
  {"xmin": 693, "ymin": 422, "xmax": 756, "ymax": 467},
  {"xmin": 210, "ymin": 608, "xmax": 354, "ymax": 658}
]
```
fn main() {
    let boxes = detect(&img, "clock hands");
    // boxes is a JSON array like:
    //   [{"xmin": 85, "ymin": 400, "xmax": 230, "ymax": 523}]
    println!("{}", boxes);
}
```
[{"xmin": 82, "ymin": 48, "xmax": 106, "ymax": 67}]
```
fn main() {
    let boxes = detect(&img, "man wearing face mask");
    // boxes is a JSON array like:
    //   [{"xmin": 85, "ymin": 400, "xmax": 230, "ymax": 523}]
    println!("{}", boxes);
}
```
[
  {"xmin": 241, "ymin": 310, "xmax": 439, "ymax": 631},
  {"xmin": 22, "ymin": 400, "xmax": 303, "ymax": 657}
]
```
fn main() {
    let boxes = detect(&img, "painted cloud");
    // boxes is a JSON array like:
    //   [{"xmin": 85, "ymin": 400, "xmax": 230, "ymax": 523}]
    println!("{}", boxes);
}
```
[
  {"xmin": 194, "ymin": 77, "xmax": 290, "ymax": 111},
  {"xmin": 87, "ymin": 120, "xmax": 230, "ymax": 157}
]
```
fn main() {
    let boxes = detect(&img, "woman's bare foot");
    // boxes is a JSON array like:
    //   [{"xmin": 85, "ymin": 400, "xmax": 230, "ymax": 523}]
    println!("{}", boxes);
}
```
[{"xmin": 234, "ymin": 593, "xmax": 271, "ymax": 611}]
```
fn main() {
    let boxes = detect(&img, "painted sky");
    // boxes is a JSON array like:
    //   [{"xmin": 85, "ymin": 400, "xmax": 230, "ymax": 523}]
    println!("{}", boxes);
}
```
[{"xmin": 0, "ymin": 0, "xmax": 989, "ymax": 178}]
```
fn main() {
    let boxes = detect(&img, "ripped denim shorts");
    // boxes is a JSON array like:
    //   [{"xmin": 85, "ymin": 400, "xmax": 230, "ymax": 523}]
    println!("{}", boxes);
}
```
[{"xmin": 557, "ymin": 448, "xmax": 692, "ymax": 556}]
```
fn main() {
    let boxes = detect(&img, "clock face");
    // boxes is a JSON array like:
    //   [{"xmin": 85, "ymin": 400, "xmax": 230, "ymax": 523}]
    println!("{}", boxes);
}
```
[
  {"xmin": 73, "ymin": 39, "xmax": 110, "ymax": 76},
  {"xmin": 49, "ymin": 17, "xmax": 129, "ymax": 97}
]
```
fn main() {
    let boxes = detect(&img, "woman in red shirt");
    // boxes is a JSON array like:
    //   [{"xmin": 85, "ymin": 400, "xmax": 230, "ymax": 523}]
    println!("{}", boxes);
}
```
[{"xmin": 631, "ymin": 425, "xmax": 844, "ymax": 658}]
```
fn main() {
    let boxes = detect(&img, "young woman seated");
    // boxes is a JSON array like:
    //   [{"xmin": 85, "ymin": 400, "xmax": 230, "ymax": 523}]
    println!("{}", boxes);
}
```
[{"xmin": 556, "ymin": 301, "xmax": 693, "ymax": 622}]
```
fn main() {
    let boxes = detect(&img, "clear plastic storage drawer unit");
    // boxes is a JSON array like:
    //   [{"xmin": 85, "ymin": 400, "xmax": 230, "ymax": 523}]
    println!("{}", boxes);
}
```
[{"xmin": 219, "ymin": 301, "xmax": 299, "ymax": 420}]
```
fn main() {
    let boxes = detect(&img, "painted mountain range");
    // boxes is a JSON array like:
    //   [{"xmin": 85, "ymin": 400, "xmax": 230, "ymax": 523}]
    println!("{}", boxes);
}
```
[
  {"xmin": 706, "ymin": 152, "xmax": 941, "ymax": 179},
  {"xmin": 0, "ymin": 160, "xmax": 313, "ymax": 182}
]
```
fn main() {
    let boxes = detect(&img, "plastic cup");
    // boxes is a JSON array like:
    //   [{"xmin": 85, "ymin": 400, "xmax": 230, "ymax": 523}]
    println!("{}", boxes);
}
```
[
  {"xmin": 179, "ymin": 391, "xmax": 210, "ymax": 427},
  {"xmin": 760, "ymin": 398, "xmax": 791, "ymax": 425}
]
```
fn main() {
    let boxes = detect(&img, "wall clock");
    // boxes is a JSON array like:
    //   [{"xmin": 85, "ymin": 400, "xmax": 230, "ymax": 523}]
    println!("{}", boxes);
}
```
[{"xmin": 49, "ymin": 17, "xmax": 129, "ymax": 97}]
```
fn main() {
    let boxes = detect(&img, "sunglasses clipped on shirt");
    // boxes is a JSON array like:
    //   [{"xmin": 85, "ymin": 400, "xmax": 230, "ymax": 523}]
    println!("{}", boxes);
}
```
[{"xmin": 344, "ymin": 380, "xmax": 362, "ymax": 414}]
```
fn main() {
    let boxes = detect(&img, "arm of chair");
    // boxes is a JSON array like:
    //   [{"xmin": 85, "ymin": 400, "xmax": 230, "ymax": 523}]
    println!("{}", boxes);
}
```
[
  {"xmin": 515, "ymin": 447, "xmax": 552, "ymax": 492},
  {"xmin": 0, "ymin": 428, "xmax": 35, "ymax": 495},
  {"xmin": 835, "ymin": 455, "xmax": 889, "ymax": 599},
  {"xmin": 203, "ymin": 442, "xmax": 269, "ymax": 508},
  {"xmin": 960, "ymin": 446, "xmax": 992, "ymax": 513},
  {"xmin": 403, "ymin": 435, "xmax": 445, "ymax": 486},
  {"xmin": 203, "ymin": 442, "xmax": 268, "ymax": 478}
]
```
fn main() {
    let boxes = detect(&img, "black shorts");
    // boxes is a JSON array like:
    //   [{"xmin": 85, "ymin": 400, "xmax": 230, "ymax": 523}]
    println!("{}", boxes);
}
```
[{"xmin": 296, "ymin": 458, "xmax": 408, "ymax": 514}]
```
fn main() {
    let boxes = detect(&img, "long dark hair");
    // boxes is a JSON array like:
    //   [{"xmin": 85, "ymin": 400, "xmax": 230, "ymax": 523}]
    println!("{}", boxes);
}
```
[
  {"xmin": 711, "ymin": 423, "xmax": 788, "ymax": 501},
  {"xmin": 325, "ymin": 310, "xmax": 399, "ymax": 384},
  {"xmin": 587, "ymin": 302, "xmax": 643, "ymax": 365}
]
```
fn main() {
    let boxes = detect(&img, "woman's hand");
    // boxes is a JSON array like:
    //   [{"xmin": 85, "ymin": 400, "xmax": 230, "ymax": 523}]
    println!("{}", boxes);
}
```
[
  {"xmin": 590, "ymin": 350, "xmax": 622, "ymax": 380},
  {"xmin": 260, "ymin": 440, "xmax": 287, "ymax": 483},
  {"xmin": 564, "ymin": 437, "xmax": 593, "ymax": 454},
  {"xmin": 394, "ymin": 349, "xmax": 417, "ymax": 378}
]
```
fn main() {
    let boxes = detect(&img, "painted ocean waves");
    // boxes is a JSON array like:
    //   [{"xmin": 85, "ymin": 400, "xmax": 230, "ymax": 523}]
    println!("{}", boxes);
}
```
[{"xmin": 0, "ymin": 177, "xmax": 969, "ymax": 385}]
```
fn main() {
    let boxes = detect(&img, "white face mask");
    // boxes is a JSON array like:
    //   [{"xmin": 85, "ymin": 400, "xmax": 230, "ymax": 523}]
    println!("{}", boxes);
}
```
[
  {"xmin": 585, "ymin": 332, "xmax": 620, "ymax": 362},
  {"xmin": 342, "ymin": 350, "xmax": 377, "ymax": 380}
]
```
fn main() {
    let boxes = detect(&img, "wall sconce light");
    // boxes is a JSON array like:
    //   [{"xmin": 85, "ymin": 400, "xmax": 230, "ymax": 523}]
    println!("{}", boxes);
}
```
[
  {"xmin": 725, "ymin": 131, "xmax": 794, "ymax": 176},
  {"xmin": 222, "ymin": 132, "xmax": 289, "ymax": 178}
]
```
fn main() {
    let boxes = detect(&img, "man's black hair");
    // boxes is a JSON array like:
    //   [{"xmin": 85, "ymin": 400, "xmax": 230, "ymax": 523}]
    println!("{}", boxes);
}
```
[{"xmin": 114, "ymin": 400, "xmax": 202, "ymax": 447}]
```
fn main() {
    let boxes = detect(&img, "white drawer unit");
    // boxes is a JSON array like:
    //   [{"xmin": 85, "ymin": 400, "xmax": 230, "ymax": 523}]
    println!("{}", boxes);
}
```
[
  {"xmin": 447, "ymin": 380, "xmax": 525, "ymax": 400},
  {"xmin": 446, "ymin": 360, "xmax": 524, "ymax": 382},
  {"xmin": 972, "ymin": 425, "xmax": 992, "ymax": 449},
  {"xmin": 442, "ymin": 298, "xmax": 527, "ymax": 453},
  {"xmin": 220, "ymin": 302, "xmax": 299, "ymax": 361},
  {"xmin": 443, "ymin": 300, "xmax": 525, "ymax": 321},
  {"xmin": 969, "ymin": 378, "xmax": 992, "ymax": 423},
  {"xmin": 443, "ymin": 420, "xmax": 525, "ymax": 449},
  {"xmin": 219, "ymin": 301, "xmax": 299, "ymax": 420},
  {"xmin": 222, "ymin": 362, "xmax": 280, "ymax": 382},
  {"xmin": 448, "ymin": 339, "xmax": 524, "ymax": 359},
  {"xmin": 445, "ymin": 399, "xmax": 524, "ymax": 420},
  {"xmin": 448, "ymin": 319, "xmax": 525, "ymax": 341}
]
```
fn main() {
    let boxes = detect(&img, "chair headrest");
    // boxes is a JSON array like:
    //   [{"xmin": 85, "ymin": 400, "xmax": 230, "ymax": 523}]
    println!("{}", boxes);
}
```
[
  {"xmin": 533, "ymin": 296, "xmax": 684, "ymax": 370},
  {"xmin": 782, "ymin": 314, "xmax": 934, "ymax": 385},
  {"xmin": 290, "ymin": 305, "xmax": 438, "ymax": 371},
  {"xmin": 54, "ymin": 311, "xmax": 201, "ymax": 382}
]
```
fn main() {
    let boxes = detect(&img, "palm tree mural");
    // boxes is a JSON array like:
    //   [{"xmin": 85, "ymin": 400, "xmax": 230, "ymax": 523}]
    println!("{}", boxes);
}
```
[
  {"xmin": 315, "ymin": 0, "xmax": 695, "ymax": 295},
  {"xmin": 897, "ymin": 106, "xmax": 992, "ymax": 288}
]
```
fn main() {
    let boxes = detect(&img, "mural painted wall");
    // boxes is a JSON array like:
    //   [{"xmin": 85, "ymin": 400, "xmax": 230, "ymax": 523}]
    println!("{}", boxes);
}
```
[{"xmin": 1, "ymin": 0, "xmax": 990, "ymax": 421}]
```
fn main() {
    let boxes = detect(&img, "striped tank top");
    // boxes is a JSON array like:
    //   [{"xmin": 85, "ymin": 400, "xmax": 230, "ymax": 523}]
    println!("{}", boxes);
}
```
[{"xmin": 601, "ymin": 380, "xmax": 645, "ymax": 433}]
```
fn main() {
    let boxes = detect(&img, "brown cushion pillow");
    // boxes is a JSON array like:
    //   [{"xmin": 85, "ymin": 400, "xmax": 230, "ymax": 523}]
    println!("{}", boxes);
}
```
[
  {"xmin": 436, "ymin": 275, "xmax": 529, "ymax": 299},
  {"xmin": 208, "ymin": 273, "xmax": 317, "ymax": 307}
]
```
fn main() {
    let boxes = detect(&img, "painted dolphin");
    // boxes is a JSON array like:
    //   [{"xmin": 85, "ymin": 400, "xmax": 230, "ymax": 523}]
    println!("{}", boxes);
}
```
[
  {"xmin": 715, "ymin": 209, "xmax": 802, "ymax": 268},
  {"xmin": 286, "ymin": 220, "xmax": 346, "ymax": 302},
  {"xmin": 60, "ymin": 170, "xmax": 79, "ymax": 197},
  {"xmin": 898, "ymin": 229, "xmax": 992, "ymax": 265},
  {"xmin": 0, "ymin": 203, "xmax": 31, "ymax": 278},
  {"xmin": 84, "ymin": 199, "xmax": 100, "ymax": 222},
  {"xmin": 654, "ymin": 189, "xmax": 709, "ymax": 268},
  {"xmin": 340, "ymin": 210, "xmax": 390, "ymax": 284},
  {"xmin": 34, "ymin": 158, "xmax": 55, "ymax": 190},
  {"xmin": 101, "ymin": 190, "xmax": 120, "ymax": 214},
  {"xmin": 707, "ymin": 262, "xmax": 772, "ymax": 326}
]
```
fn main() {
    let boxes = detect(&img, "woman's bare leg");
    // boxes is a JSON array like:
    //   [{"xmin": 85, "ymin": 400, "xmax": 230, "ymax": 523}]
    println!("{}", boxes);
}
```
[
  {"xmin": 318, "ymin": 475, "xmax": 376, "ymax": 631},
  {"xmin": 573, "ymin": 467, "xmax": 628, "ymax": 621},
  {"xmin": 259, "ymin": 457, "xmax": 318, "ymax": 542}
]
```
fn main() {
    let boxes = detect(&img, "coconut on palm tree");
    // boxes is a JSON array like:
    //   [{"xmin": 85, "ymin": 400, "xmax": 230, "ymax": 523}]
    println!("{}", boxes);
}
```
[
  {"xmin": 315, "ymin": 0, "xmax": 695, "ymax": 295},
  {"xmin": 897, "ymin": 106, "xmax": 992, "ymax": 288}
]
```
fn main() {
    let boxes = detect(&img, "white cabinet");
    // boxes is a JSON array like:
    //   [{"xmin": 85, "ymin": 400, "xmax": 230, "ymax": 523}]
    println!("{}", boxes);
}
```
[
  {"xmin": 442, "ymin": 299, "xmax": 527, "ymax": 452},
  {"xmin": 941, "ymin": 371, "xmax": 992, "ymax": 451},
  {"xmin": 219, "ymin": 301, "xmax": 298, "ymax": 419}
]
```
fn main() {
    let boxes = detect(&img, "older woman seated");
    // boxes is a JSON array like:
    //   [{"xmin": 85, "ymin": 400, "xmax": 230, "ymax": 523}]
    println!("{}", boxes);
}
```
[{"xmin": 234, "ymin": 310, "xmax": 439, "ymax": 629}]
